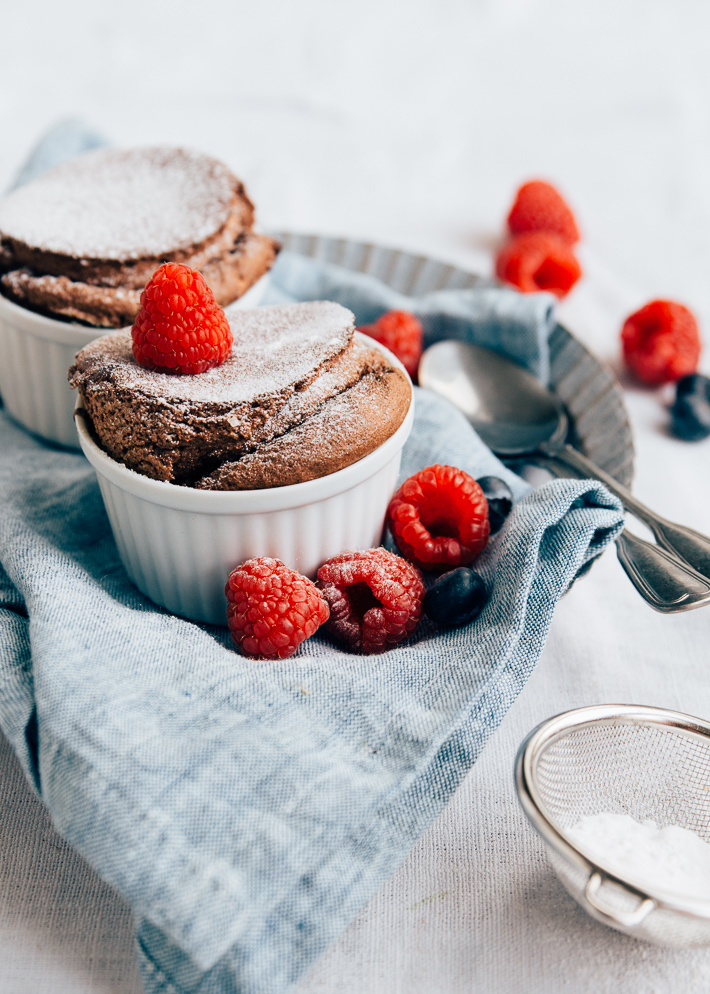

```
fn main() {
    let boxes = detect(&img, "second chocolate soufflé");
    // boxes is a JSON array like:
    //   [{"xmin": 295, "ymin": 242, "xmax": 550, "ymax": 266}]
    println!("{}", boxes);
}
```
[
  {"xmin": 0, "ymin": 146, "xmax": 279, "ymax": 327},
  {"xmin": 69, "ymin": 301, "xmax": 412, "ymax": 490}
]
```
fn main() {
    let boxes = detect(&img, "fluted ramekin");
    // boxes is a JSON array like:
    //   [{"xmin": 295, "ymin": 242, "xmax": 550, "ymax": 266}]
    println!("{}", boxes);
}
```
[
  {"xmin": 74, "ymin": 338, "xmax": 414, "ymax": 625},
  {"xmin": 0, "ymin": 273, "xmax": 271, "ymax": 449}
]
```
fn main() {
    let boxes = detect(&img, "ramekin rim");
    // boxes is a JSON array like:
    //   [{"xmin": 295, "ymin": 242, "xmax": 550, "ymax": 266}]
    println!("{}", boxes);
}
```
[
  {"xmin": 0, "ymin": 285, "xmax": 102, "ymax": 345},
  {"xmin": 74, "ymin": 332, "xmax": 414, "ymax": 514},
  {"xmin": 76, "ymin": 399, "xmax": 413, "ymax": 513}
]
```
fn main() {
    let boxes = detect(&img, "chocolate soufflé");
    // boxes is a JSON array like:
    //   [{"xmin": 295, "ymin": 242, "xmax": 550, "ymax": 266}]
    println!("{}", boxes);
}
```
[
  {"xmin": 69, "ymin": 301, "xmax": 412, "ymax": 490},
  {"xmin": 0, "ymin": 147, "xmax": 279, "ymax": 327}
]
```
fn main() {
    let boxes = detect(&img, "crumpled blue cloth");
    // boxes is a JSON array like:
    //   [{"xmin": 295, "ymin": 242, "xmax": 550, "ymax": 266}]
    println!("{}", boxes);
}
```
[
  {"xmin": 264, "ymin": 251, "xmax": 556, "ymax": 384},
  {"xmin": 5, "ymin": 117, "xmax": 108, "ymax": 191},
  {"xmin": 0, "ymin": 128, "xmax": 625, "ymax": 994}
]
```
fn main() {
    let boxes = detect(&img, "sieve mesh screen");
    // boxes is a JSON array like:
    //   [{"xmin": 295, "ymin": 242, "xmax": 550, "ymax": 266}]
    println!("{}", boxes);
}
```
[{"xmin": 535, "ymin": 720, "xmax": 710, "ymax": 842}]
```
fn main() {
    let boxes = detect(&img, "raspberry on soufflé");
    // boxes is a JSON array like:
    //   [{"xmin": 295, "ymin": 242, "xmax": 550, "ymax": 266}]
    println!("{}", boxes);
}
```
[
  {"xmin": 226, "ymin": 558, "xmax": 330, "ymax": 660},
  {"xmin": 317, "ymin": 548, "xmax": 425, "ymax": 654},
  {"xmin": 621, "ymin": 299, "xmax": 701, "ymax": 386},
  {"xmin": 495, "ymin": 231, "xmax": 581, "ymax": 298},
  {"xmin": 132, "ymin": 263, "xmax": 233, "ymax": 374},
  {"xmin": 387, "ymin": 464, "xmax": 490, "ymax": 571},
  {"xmin": 507, "ymin": 179, "xmax": 581, "ymax": 243},
  {"xmin": 358, "ymin": 310, "xmax": 423, "ymax": 380}
]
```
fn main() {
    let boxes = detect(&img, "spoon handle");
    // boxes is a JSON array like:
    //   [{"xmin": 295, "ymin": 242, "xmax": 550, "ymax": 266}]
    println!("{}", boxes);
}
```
[
  {"xmin": 615, "ymin": 531, "xmax": 710, "ymax": 613},
  {"xmin": 542, "ymin": 440, "xmax": 710, "ymax": 581},
  {"xmin": 524, "ymin": 451, "xmax": 710, "ymax": 612}
]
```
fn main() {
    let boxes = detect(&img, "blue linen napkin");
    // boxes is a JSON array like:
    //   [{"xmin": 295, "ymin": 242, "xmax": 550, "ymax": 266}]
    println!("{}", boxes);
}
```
[
  {"xmin": 0, "ymin": 127, "xmax": 625, "ymax": 994},
  {"xmin": 263, "ymin": 251, "xmax": 556, "ymax": 384},
  {"xmin": 6, "ymin": 117, "xmax": 108, "ymax": 191}
]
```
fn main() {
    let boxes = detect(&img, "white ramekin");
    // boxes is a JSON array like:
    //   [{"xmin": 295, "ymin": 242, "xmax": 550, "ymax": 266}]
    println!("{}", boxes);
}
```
[
  {"xmin": 74, "ymin": 337, "xmax": 414, "ymax": 625},
  {"xmin": 0, "ymin": 272, "xmax": 271, "ymax": 450}
]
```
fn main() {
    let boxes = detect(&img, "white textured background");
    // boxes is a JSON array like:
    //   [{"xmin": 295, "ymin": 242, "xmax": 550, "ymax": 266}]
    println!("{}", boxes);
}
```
[{"xmin": 1, "ymin": 1, "xmax": 710, "ymax": 991}]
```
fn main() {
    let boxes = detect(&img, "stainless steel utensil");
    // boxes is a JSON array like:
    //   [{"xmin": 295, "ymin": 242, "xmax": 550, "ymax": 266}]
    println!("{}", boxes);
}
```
[
  {"xmin": 515, "ymin": 704, "xmax": 710, "ymax": 948},
  {"xmin": 510, "ymin": 452, "xmax": 710, "ymax": 613},
  {"xmin": 418, "ymin": 340, "xmax": 710, "ymax": 612}
]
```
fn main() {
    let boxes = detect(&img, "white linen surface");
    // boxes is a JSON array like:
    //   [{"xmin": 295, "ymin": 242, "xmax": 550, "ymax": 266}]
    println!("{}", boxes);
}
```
[{"xmin": 1, "ymin": 0, "xmax": 709, "ymax": 991}]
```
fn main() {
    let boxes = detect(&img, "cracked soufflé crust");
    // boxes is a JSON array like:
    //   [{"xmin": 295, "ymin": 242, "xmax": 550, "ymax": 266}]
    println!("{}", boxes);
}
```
[
  {"xmin": 0, "ymin": 146, "xmax": 279, "ymax": 327},
  {"xmin": 69, "ymin": 301, "xmax": 411, "ymax": 490}
]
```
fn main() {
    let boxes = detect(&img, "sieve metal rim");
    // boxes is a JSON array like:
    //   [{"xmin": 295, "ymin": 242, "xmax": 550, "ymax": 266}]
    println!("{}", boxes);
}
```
[{"xmin": 515, "ymin": 703, "xmax": 710, "ymax": 922}]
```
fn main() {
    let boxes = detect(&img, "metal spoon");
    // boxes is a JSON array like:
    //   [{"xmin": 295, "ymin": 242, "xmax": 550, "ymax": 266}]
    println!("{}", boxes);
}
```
[
  {"xmin": 419, "ymin": 340, "xmax": 710, "ymax": 613},
  {"xmin": 508, "ymin": 451, "xmax": 710, "ymax": 613}
]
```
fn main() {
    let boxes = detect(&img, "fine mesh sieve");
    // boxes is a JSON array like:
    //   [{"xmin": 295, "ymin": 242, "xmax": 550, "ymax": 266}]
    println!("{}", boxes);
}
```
[{"xmin": 515, "ymin": 704, "xmax": 710, "ymax": 947}]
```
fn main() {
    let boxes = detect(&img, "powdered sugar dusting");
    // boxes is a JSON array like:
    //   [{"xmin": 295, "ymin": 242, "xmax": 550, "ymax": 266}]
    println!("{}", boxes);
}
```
[
  {"xmin": 195, "ymin": 343, "xmax": 410, "ymax": 490},
  {"xmin": 74, "ymin": 301, "xmax": 355, "ymax": 403},
  {"xmin": 567, "ymin": 812, "xmax": 710, "ymax": 902},
  {"xmin": 0, "ymin": 147, "xmax": 237, "ymax": 260}
]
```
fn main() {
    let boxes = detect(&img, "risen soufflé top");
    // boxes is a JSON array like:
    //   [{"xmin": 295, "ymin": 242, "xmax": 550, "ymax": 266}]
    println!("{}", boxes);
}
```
[
  {"xmin": 69, "ymin": 300, "xmax": 412, "ymax": 490},
  {"xmin": 0, "ymin": 146, "xmax": 279, "ymax": 327}
]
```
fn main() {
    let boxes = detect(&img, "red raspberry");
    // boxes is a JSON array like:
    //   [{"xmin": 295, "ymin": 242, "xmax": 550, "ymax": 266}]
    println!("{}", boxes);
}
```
[
  {"xmin": 495, "ymin": 231, "xmax": 581, "ymax": 298},
  {"xmin": 132, "ymin": 263, "xmax": 233, "ymax": 375},
  {"xmin": 358, "ymin": 310, "xmax": 423, "ymax": 380},
  {"xmin": 225, "ymin": 558, "xmax": 329, "ymax": 660},
  {"xmin": 387, "ymin": 465, "xmax": 490, "ymax": 570},
  {"xmin": 507, "ymin": 179, "xmax": 580, "ymax": 243},
  {"xmin": 316, "ymin": 548, "xmax": 425, "ymax": 654},
  {"xmin": 621, "ymin": 300, "xmax": 701, "ymax": 385}
]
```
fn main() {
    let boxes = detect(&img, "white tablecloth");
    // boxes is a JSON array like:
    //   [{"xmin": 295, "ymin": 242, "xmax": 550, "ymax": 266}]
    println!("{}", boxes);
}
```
[{"xmin": 1, "ymin": 1, "xmax": 709, "ymax": 990}]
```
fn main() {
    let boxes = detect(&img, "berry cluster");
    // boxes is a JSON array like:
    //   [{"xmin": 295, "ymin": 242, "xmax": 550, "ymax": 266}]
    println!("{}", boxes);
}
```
[
  {"xmin": 224, "ymin": 467, "xmax": 515, "ymax": 659},
  {"xmin": 387, "ymin": 468, "xmax": 514, "ymax": 630},
  {"xmin": 495, "ymin": 180, "xmax": 582, "ymax": 299},
  {"xmin": 226, "ymin": 549, "xmax": 425, "ymax": 658},
  {"xmin": 497, "ymin": 184, "xmax": 705, "ymax": 439},
  {"xmin": 620, "ymin": 299, "xmax": 705, "ymax": 438}
]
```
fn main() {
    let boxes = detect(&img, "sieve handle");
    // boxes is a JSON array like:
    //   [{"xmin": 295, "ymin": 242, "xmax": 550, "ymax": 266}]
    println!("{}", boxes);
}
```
[{"xmin": 584, "ymin": 871, "xmax": 656, "ymax": 930}]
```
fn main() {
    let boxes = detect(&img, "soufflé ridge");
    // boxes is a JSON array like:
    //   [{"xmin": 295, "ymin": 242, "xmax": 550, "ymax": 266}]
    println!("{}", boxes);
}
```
[
  {"xmin": 68, "ymin": 301, "xmax": 412, "ymax": 490},
  {"xmin": 0, "ymin": 146, "xmax": 279, "ymax": 327}
]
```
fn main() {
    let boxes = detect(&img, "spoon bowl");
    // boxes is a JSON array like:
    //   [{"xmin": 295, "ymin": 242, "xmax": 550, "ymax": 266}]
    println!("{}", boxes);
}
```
[
  {"xmin": 418, "ymin": 339, "xmax": 710, "ymax": 612},
  {"xmin": 419, "ymin": 340, "xmax": 568, "ymax": 454}
]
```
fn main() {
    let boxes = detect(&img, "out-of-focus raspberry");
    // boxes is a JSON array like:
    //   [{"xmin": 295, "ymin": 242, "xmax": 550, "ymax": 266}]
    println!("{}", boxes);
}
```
[
  {"xmin": 358, "ymin": 309, "xmax": 423, "ymax": 380},
  {"xmin": 621, "ymin": 300, "xmax": 701, "ymax": 385},
  {"xmin": 495, "ymin": 231, "xmax": 581, "ymax": 298},
  {"xmin": 507, "ymin": 179, "xmax": 580, "ymax": 243}
]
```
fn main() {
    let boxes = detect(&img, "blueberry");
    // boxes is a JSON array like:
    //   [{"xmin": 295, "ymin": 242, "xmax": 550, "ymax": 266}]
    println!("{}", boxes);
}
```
[
  {"xmin": 671, "ymin": 374, "xmax": 710, "ymax": 441},
  {"xmin": 423, "ymin": 568, "xmax": 489, "ymax": 627},
  {"xmin": 476, "ymin": 475, "xmax": 513, "ymax": 533},
  {"xmin": 676, "ymin": 373, "xmax": 709, "ymax": 398}
]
